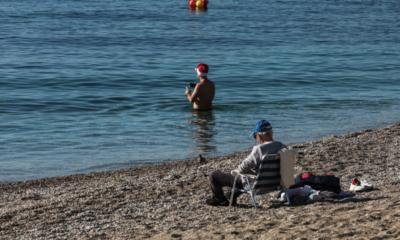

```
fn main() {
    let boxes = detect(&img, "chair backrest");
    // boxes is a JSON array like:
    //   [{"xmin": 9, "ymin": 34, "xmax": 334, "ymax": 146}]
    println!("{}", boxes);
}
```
[{"xmin": 253, "ymin": 153, "xmax": 281, "ymax": 194}]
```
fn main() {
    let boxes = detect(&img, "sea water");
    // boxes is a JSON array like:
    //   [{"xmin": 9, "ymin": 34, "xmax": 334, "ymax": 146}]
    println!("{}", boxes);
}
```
[{"xmin": 1, "ymin": 0, "xmax": 399, "ymax": 183}]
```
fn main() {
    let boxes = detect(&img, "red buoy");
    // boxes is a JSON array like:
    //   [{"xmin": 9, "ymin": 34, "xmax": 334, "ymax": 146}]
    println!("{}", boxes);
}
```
[{"xmin": 188, "ymin": 0, "xmax": 197, "ymax": 7}]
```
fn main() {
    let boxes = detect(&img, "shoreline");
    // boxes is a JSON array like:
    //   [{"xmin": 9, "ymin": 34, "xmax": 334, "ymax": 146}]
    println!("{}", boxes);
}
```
[
  {"xmin": 1, "ymin": 119, "xmax": 398, "ymax": 186},
  {"xmin": 1, "ymin": 122, "xmax": 400, "ymax": 239}
]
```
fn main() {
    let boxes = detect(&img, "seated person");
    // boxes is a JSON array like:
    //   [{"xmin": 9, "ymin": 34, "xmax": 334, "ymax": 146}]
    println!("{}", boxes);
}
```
[{"xmin": 206, "ymin": 120, "xmax": 287, "ymax": 206}]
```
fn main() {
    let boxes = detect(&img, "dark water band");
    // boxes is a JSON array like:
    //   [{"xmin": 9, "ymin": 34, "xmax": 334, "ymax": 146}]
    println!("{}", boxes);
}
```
[{"xmin": 192, "ymin": 108, "xmax": 212, "ymax": 111}]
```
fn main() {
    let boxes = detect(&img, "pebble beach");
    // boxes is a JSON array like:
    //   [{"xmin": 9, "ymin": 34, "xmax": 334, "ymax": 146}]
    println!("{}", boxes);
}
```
[{"xmin": 1, "ymin": 123, "xmax": 400, "ymax": 239}]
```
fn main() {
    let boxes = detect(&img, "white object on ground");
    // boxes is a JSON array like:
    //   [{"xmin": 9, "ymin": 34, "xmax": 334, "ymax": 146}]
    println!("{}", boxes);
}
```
[
  {"xmin": 349, "ymin": 178, "xmax": 368, "ymax": 192},
  {"xmin": 309, "ymin": 193, "xmax": 321, "ymax": 201},
  {"xmin": 319, "ymin": 191, "xmax": 338, "ymax": 198},
  {"xmin": 349, "ymin": 183, "xmax": 367, "ymax": 192},
  {"xmin": 279, "ymin": 185, "xmax": 313, "ymax": 202},
  {"xmin": 360, "ymin": 179, "xmax": 373, "ymax": 190}
]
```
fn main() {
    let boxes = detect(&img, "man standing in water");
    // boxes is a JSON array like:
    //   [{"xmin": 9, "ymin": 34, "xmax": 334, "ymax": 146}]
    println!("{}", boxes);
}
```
[{"xmin": 185, "ymin": 63, "xmax": 215, "ymax": 110}]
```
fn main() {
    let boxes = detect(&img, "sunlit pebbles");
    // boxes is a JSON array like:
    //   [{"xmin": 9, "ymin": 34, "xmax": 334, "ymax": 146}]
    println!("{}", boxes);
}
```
[{"xmin": 1, "ymin": 123, "xmax": 400, "ymax": 239}]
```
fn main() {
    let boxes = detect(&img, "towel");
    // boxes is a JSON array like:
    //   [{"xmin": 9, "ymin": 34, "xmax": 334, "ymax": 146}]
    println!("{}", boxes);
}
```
[{"xmin": 278, "ymin": 148, "xmax": 297, "ymax": 188}]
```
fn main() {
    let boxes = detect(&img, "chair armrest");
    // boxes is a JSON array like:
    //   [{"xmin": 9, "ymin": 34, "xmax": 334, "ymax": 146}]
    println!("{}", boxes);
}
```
[{"xmin": 230, "ymin": 170, "xmax": 257, "ymax": 179}]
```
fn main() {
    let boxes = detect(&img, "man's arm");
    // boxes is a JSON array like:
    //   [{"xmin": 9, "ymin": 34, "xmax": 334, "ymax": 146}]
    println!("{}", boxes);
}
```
[
  {"xmin": 237, "ymin": 148, "xmax": 258, "ymax": 174},
  {"xmin": 186, "ymin": 85, "xmax": 201, "ymax": 103}
]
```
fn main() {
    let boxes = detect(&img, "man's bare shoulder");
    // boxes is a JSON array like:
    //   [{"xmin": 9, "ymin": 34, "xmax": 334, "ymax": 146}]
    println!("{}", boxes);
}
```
[{"xmin": 198, "ymin": 79, "xmax": 215, "ymax": 87}]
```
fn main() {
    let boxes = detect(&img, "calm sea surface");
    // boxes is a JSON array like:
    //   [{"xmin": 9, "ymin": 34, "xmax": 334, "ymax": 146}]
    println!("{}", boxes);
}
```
[{"xmin": 1, "ymin": 0, "xmax": 399, "ymax": 183}]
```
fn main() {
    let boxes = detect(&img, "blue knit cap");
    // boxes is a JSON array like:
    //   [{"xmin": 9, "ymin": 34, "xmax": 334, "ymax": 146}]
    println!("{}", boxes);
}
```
[{"xmin": 250, "ymin": 120, "xmax": 272, "ymax": 137}]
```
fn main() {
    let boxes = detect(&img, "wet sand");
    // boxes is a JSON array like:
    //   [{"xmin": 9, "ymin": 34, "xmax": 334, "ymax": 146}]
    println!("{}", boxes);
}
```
[{"xmin": 1, "ymin": 123, "xmax": 400, "ymax": 239}]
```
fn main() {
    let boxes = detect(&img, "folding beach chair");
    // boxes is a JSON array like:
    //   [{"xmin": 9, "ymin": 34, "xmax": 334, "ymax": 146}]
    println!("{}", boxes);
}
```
[{"xmin": 229, "ymin": 153, "xmax": 292, "ymax": 208}]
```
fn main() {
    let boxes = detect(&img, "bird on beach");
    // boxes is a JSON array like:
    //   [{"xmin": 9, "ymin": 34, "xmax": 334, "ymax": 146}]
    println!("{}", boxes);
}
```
[{"xmin": 199, "ymin": 154, "xmax": 206, "ymax": 165}]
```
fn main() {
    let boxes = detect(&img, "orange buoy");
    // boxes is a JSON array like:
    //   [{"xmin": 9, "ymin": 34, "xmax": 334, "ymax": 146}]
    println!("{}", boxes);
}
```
[{"xmin": 188, "ymin": 0, "xmax": 197, "ymax": 7}]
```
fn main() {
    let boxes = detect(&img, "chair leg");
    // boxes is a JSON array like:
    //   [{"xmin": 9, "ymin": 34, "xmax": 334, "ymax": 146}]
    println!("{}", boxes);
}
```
[
  {"xmin": 250, "ymin": 192, "xmax": 257, "ymax": 209},
  {"xmin": 229, "ymin": 175, "xmax": 238, "ymax": 207},
  {"xmin": 246, "ymin": 177, "xmax": 257, "ymax": 209},
  {"xmin": 285, "ymin": 188, "xmax": 291, "ymax": 204}
]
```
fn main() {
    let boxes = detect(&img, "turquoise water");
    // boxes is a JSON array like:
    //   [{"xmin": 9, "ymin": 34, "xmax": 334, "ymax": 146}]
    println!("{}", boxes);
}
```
[{"xmin": 1, "ymin": 0, "xmax": 399, "ymax": 183}]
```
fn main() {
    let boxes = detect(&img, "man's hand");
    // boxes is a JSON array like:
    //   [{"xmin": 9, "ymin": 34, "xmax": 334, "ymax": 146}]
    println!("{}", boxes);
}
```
[{"xmin": 185, "ymin": 87, "xmax": 191, "ymax": 95}]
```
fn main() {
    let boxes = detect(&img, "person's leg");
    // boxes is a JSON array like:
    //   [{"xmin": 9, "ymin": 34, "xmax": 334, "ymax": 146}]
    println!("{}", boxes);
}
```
[{"xmin": 209, "ymin": 170, "xmax": 243, "ymax": 201}]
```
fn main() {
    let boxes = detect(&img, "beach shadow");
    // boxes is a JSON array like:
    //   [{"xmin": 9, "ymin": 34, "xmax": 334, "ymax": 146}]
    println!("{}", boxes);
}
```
[
  {"xmin": 324, "ymin": 195, "xmax": 388, "ymax": 204},
  {"xmin": 232, "ymin": 194, "xmax": 389, "ymax": 210}
]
